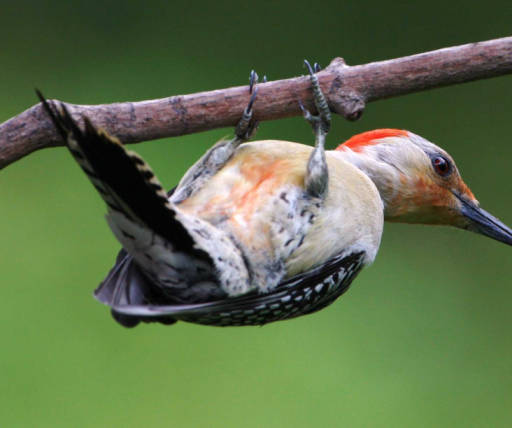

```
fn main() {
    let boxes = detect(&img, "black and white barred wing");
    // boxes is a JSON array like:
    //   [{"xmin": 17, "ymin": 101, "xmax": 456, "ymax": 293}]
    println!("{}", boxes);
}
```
[{"xmin": 109, "ymin": 251, "xmax": 365, "ymax": 327}]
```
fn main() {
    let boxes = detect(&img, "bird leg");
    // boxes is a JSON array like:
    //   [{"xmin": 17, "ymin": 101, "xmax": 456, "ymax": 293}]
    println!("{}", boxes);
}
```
[
  {"xmin": 234, "ymin": 70, "xmax": 265, "ymax": 141},
  {"xmin": 171, "ymin": 71, "xmax": 264, "ymax": 204},
  {"xmin": 301, "ymin": 60, "xmax": 331, "ymax": 199}
]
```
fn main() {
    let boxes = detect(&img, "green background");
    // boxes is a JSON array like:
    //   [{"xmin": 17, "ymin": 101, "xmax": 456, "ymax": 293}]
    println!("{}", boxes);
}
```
[{"xmin": 1, "ymin": 1, "xmax": 511, "ymax": 427}]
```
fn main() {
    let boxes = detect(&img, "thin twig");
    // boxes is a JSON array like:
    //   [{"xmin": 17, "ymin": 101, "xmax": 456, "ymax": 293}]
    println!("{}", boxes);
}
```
[{"xmin": 1, "ymin": 36, "xmax": 512, "ymax": 169}]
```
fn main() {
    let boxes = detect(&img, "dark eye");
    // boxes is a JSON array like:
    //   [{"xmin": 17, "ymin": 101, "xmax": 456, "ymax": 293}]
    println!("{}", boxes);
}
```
[{"xmin": 432, "ymin": 156, "xmax": 452, "ymax": 177}]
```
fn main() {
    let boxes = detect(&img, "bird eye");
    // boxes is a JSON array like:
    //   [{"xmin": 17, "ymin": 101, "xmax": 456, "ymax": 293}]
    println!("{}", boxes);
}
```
[{"xmin": 432, "ymin": 156, "xmax": 451, "ymax": 177}]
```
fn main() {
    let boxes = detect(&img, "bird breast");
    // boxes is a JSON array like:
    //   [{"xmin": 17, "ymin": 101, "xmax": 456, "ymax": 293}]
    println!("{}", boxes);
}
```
[{"xmin": 177, "ymin": 140, "xmax": 384, "ymax": 285}]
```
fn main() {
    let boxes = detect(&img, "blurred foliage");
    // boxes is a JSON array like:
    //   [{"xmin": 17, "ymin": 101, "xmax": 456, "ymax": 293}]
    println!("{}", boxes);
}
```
[{"xmin": 1, "ymin": 0, "xmax": 512, "ymax": 427}]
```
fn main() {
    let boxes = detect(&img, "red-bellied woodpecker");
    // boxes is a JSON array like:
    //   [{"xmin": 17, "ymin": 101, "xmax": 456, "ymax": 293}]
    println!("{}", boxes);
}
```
[{"xmin": 37, "ymin": 62, "xmax": 512, "ymax": 328}]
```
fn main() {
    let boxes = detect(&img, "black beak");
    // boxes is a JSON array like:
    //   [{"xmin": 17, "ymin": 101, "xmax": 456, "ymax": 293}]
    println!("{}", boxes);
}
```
[{"xmin": 457, "ymin": 194, "xmax": 512, "ymax": 246}]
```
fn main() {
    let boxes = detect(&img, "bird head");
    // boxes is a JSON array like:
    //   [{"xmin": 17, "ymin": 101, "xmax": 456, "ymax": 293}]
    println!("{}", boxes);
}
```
[{"xmin": 336, "ymin": 129, "xmax": 512, "ymax": 245}]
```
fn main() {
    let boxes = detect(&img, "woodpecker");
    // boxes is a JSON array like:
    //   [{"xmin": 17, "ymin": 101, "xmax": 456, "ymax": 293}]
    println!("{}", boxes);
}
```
[{"xmin": 37, "ymin": 62, "xmax": 512, "ymax": 328}]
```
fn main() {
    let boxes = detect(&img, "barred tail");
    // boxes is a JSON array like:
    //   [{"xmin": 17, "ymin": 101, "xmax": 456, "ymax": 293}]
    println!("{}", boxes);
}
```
[{"xmin": 36, "ymin": 91, "xmax": 210, "ymax": 261}]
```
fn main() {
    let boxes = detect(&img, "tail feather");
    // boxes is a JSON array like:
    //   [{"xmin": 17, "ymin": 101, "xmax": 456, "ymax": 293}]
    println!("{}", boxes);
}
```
[
  {"xmin": 39, "ymin": 91, "xmax": 251, "ymax": 302},
  {"xmin": 94, "ymin": 249, "xmax": 145, "ymax": 305},
  {"xmin": 37, "ymin": 91, "xmax": 210, "ymax": 261},
  {"xmin": 95, "ymin": 249, "xmax": 178, "ymax": 327}
]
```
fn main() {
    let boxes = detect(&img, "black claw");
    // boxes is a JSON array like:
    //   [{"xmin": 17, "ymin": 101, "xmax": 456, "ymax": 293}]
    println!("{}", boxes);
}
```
[
  {"xmin": 298, "ymin": 99, "xmax": 316, "ymax": 125},
  {"xmin": 304, "ymin": 59, "xmax": 314, "ymax": 76},
  {"xmin": 249, "ymin": 70, "xmax": 258, "ymax": 94},
  {"xmin": 304, "ymin": 60, "xmax": 321, "ymax": 74}
]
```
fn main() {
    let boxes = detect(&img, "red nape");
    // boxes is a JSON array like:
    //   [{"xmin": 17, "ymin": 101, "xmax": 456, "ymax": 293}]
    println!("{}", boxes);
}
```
[{"xmin": 336, "ymin": 129, "xmax": 408, "ymax": 152}]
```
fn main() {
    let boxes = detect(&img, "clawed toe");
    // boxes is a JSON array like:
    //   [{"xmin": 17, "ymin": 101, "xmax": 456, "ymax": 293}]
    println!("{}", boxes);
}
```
[
  {"xmin": 301, "ymin": 59, "xmax": 331, "ymax": 135},
  {"xmin": 235, "ymin": 70, "xmax": 266, "ymax": 141}
]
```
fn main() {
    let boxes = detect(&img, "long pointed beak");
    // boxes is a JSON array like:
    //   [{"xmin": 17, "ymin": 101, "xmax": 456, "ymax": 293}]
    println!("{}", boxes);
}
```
[{"xmin": 457, "ymin": 194, "xmax": 512, "ymax": 246}]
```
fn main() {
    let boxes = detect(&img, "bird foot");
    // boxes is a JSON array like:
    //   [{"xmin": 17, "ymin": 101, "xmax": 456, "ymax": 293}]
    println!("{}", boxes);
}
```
[
  {"xmin": 234, "ymin": 70, "xmax": 266, "ymax": 141},
  {"xmin": 299, "ymin": 60, "xmax": 331, "ymax": 136}
]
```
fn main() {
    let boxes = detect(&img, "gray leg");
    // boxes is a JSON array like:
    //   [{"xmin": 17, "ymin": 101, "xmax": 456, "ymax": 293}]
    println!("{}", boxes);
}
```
[
  {"xmin": 171, "ymin": 71, "xmax": 263, "ymax": 204},
  {"xmin": 234, "ymin": 70, "xmax": 264, "ymax": 141},
  {"xmin": 301, "ymin": 60, "xmax": 331, "ymax": 199}
]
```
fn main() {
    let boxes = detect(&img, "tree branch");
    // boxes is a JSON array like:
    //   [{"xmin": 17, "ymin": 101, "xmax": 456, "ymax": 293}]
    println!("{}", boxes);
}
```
[{"xmin": 2, "ymin": 36, "xmax": 512, "ymax": 170}]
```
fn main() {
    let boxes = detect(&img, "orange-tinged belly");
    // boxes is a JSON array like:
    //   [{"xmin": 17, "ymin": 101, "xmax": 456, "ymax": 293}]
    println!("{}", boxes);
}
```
[{"xmin": 177, "ymin": 144, "xmax": 307, "ymax": 246}]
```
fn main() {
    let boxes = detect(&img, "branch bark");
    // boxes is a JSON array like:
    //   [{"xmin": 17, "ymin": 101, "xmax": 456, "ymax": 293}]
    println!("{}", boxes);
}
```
[{"xmin": 1, "ymin": 36, "xmax": 512, "ymax": 170}]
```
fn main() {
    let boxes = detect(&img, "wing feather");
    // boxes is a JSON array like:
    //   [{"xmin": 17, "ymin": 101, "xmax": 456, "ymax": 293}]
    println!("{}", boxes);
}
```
[{"xmin": 106, "ymin": 251, "xmax": 365, "ymax": 327}]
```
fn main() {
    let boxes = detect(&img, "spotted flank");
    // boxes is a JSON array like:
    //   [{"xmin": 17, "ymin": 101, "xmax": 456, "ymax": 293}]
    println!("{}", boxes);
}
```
[{"xmin": 108, "ymin": 251, "xmax": 365, "ymax": 327}]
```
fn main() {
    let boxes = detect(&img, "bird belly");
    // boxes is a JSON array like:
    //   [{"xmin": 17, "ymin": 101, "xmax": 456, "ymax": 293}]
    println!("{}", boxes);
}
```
[
  {"xmin": 175, "ymin": 141, "xmax": 384, "ymax": 295},
  {"xmin": 177, "ymin": 141, "xmax": 318, "ymax": 292},
  {"xmin": 285, "ymin": 152, "xmax": 385, "ymax": 276}
]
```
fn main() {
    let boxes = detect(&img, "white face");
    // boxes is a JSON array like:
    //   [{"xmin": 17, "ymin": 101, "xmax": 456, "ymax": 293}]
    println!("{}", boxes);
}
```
[
  {"xmin": 337, "ymin": 131, "xmax": 512, "ymax": 245},
  {"xmin": 338, "ymin": 133, "xmax": 476, "ymax": 225}
]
